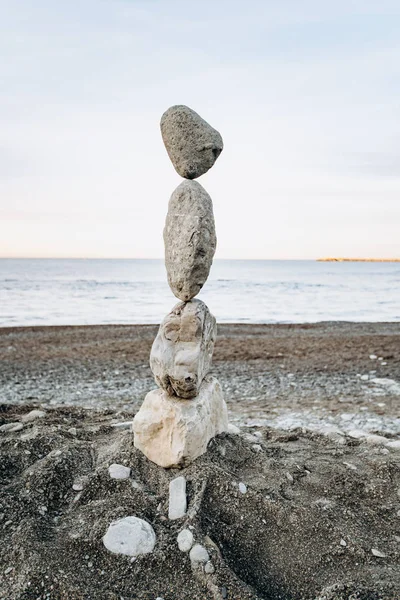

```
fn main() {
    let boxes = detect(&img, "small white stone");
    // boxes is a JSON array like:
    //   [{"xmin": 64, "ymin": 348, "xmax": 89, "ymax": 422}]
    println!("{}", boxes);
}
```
[
  {"xmin": 21, "ymin": 410, "xmax": 46, "ymax": 423},
  {"xmin": 103, "ymin": 516, "xmax": 156, "ymax": 557},
  {"xmin": 360, "ymin": 375, "xmax": 369, "ymax": 381},
  {"xmin": 382, "ymin": 362, "xmax": 387, "ymax": 366},
  {"xmin": 68, "ymin": 427, "xmax": 77, "ymax": 436},
  {"xmin": 238, "ymin": 482, "xmax": 247, "ymax": 494},
  {"xmin": 204, "ymin": 561, "xmax": 215, "ymax": 574},
  {"xmin": 177, "ymin": 529, "xmax": 194, "ymax": 552},
  {"xmin": 72, "ymin": 482, "xmax": 84, "ymax": 492},
  {"xmin": 340, "ymin": 539, "xmax": 347, "ymax": 547},
  {"xmin": 386, "ymin": 440, "xmax": 400, "ymax": 450},
  {"xmin": 0, "ymin": 422, "xmax": 23, "ymax": 433},
  {"xmin": 286, "ymin": 473, "xmax": 294, "ymax": 483},
  {"xmin": 228, "ymin": 424, "xmax": 240, "ymax": 434},
  {"xmin": 371, "ymin": 548, "xmax": 386, "ymax": 558},
  {"xmin": 343, "ymin": 462, "xmax": 357, "ymax": 471},
  {"xmin": 110, "ymin": 421, "xmax": 133, "ymax": 429},
  {"xmin": 252, "ymin": 444, "xmax": 262, "ymax": 452},
  {"xmin": 369, "ymin": 355, "xmax": 377, "ymax": 360},
  {"xmin": 108, "ymin": 464, "xmax": 131, "ymax": 480},
  {"xmin": 168, "ymin": 476, "xmax": 187, "ymax": 520},
  {"xmin": 189, "ymin": 544, "xmax": 210, "ymax": 564},
  {"xmin": 5, "ymin": 567, "xmax": 13, "ymax": 575}
]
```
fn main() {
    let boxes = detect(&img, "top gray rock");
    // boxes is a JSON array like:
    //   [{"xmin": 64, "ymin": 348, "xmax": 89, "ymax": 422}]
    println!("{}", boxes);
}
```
[{"xmin": 160, "ymin": 105, "xmax": 223, "ymax": 179}]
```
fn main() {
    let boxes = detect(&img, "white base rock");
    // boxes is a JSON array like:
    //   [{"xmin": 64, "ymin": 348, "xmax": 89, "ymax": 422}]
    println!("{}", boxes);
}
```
[{"xmin": 132, "ymin": 376, "xmax": 228, "ymax": 468}]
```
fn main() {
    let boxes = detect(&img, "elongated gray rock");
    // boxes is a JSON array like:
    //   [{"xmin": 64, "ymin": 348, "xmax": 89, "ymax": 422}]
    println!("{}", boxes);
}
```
[
  {"xmin": 132, "ymin": 376, "xmax": 228, "ymax": 468},
  {"xmin": 160, "ymin": 105, "xmax": 223, "ymax": 179},
  {"xmin": 150, "ymin": 299, "xmax": 216, "ymax": 399},
  {"xmin": 164, "ymin": 180, "xmax": 216, "ymax": 301}
]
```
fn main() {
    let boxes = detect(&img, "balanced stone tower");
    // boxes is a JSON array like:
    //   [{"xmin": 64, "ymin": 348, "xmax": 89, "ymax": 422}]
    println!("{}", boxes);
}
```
[{"xmin": 132, "ymin": 105, "xmax": 228, "ymax": 468}]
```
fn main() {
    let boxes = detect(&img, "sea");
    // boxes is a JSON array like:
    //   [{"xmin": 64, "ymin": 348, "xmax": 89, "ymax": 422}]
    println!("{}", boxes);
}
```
[{"xmin": 0, "ymin": 258, "xmax": 399, "ymax": 327}]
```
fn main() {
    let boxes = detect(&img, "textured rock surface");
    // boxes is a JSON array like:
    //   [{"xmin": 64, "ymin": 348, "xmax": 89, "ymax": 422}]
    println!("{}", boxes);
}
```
[
  {"xmin": 168, "ymin": 476, "xmax": 187, "ymax": 520},
  {"xmin": 102, "ymin": 516, "xmax": 156, "ymax": 557},
  {"xmin": 160, "ymin": 105, "xmax": 223, "ymax": 179},
  {"xmin": 150, "ymin": 299, "xmax": 216, "ymax": 399},
  {"xmin": 164, "ymin": 180, "xmax": 216, "ymax": 301},
  {"xmin": 132, "ymin": 376, "xmax": 228, "ymax": 468}
]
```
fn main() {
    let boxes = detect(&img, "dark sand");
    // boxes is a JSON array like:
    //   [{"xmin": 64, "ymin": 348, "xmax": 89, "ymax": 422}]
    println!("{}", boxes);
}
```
[{"xmin": 1, "ymin": 323, "xmax": 399, "ymax": 599}]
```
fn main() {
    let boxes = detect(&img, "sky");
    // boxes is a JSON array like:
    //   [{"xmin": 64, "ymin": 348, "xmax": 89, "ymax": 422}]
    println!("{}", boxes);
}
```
[{"xmin": 1, "ymin": 0, "xmax": 399, "ymax": 259}]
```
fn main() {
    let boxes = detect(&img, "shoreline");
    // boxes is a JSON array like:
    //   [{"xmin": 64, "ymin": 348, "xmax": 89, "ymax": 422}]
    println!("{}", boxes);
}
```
[{"xmin": 2, "ymin": 321, "xmax": 399, "ymax": 436}]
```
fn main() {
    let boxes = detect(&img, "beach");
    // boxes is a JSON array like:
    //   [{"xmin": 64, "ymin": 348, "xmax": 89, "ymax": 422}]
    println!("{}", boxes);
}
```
[
  {"xmin": 1, "ymin": 322, "xmax": 400, "ymax": 599},
  {"xmin": 1, "ymin": 321, "xmax": 399, "ymax": 435}
]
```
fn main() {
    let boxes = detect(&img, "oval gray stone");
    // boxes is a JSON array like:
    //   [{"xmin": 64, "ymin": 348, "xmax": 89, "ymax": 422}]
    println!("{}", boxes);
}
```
[
  {"xmin": 150, "ymin": 299, "xmax": 216, "ymax": 399},
  {"xmin": 160, "ymin": 105, "xmax": 223, "ymax": 179},
  {"xmin": 164, "ymin": 180, "xmax": 216, "ymax": 302}
]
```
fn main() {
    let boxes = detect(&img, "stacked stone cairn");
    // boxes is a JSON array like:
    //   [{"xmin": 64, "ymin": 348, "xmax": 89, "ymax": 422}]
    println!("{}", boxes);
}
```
[{"xmin": 132, "ymin": 105, "xmax": 229, "ymax": 468}]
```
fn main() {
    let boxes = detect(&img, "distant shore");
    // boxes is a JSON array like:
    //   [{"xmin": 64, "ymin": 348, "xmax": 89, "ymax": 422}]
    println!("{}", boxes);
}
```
[{"xmin": 318, "ymin": 257, "xmax": 400, "ymax": 262}]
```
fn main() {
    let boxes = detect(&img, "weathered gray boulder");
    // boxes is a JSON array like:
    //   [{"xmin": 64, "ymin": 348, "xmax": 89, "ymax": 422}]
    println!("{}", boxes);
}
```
[
  {"xmin": 164, "ymin": 180, "xmax": 216, "ymax": 302},
  {"xmin": 150, "ymin": 299, "xmax": 216, "ymax": 399},
  {"xmin": 160, "ymin": 105, "xmax": 223, "ymax": 179}
]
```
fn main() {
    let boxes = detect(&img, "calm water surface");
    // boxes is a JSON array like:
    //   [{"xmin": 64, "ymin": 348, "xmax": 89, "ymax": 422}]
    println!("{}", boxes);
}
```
[{"xmin": 0, "ymin": 259, "xmax": 398, "ymax": 326}]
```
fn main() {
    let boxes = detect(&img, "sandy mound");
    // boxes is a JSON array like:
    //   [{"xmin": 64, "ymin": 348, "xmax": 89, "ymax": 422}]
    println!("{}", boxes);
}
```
[{"xmin": 1, "ymin": 403, "xmax": 399, "ymax": 600}]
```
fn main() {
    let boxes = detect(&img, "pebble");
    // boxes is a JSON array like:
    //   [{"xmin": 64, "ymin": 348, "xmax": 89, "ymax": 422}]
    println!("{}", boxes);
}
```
[
  {"xmin": 360, "ymin": 375, "xmax": 369, "ymax": 381},
  {"xmin": 386, "ymin": 440, "xmax": 400, "ymax": 450},
  {"xmin": 252, "ymin": 444, "xmax": 262, "ymax": 453},
  {"xmin": 286, "ymin": 472, "xmax": 294, "ymax": 483},
  {"xmin": 177, "ymin": 529, "xmax": 194, "ymax": 552},
  {"xmin": 168, "ymin": 476, "xmax": 187, "ymax": 520},
  {"xmin": 340, "ymin": 539, "xmax": 347, "ymax": 547},
  {"xmin": 0, "ymin": 422, "xmax": 23, "ymax": 433},
  {"xmin": 110, "ymin": 421, "xmax": 133, "ymax": 429},
  {"xmin": 343, "ymin": 462, "xmax": 357, "ymax": 471},
  {"xmin": 103, "ymin": 516, "xmax": 156, "ymax": 557},
  {"xmin": 21, "ymin": 409, "xmax": 46, "ymax": 423},
  {"xmin": 371, "ymin": 548, "xmax": 386, "ymax": 558},
  {"xmin": 68, "ymin": 427, "xmax": 77, "ymax": 436},
  {"xmin": 108, "ymin": 464, "xmax": 131, "ymax": 480},
  {"xmin": 204, "ymin": 561, "xmax": 215, "ymax": 574},
  {"xmin": 369, "ymin": 355, "xmax": 377, "ymax": 360},
  {"xmin": 5, "ymin": 567, "xmax": 13, "ymax": 575},
  {"xmin": 189, "ymin": 544, "xmax": 210, "ymax": 564},
  {"xmin": 228, "ymin": 424, "xmax": 240, "ymax": 434},
  {"xmin": 238, "ymin": 482, "xmax": 247, "ymax": 494}
]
